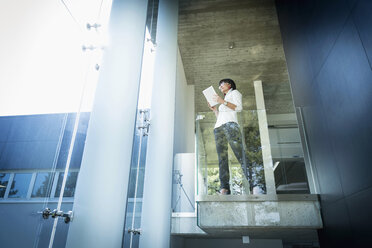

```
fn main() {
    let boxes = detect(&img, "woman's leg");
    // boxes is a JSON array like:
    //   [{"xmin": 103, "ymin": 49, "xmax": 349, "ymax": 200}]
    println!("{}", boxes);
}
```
[
  {"xmin": 224, "ymin": 122, "xmax": 253, "ymax": 189},
  {"xmin": 214, "ymin": 126, "xmax": 230, "ymax": 192}
]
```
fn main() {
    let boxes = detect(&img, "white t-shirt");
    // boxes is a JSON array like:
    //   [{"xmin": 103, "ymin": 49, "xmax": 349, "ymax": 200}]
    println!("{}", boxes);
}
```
[{"xmin": 214, "ymin": 89, "xmax": 243, "ymax": 129}]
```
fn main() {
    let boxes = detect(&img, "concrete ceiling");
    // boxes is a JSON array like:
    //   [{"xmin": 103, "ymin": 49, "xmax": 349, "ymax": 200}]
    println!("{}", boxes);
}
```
[{"xmin": 178, "ymin": 0, "xmax": 295, "ymax": 114}]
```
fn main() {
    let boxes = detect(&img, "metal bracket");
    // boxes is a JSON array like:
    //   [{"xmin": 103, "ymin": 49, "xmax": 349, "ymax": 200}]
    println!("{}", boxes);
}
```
[
  {"xmin": 41, "ymin": 208, "xmax": 73, "ymax": 223},
  {"xmin": 86, "ymin": 23, "xmax": 101, "ymax": 31},
  {"xmin": 82, "ymin": 45, "xmax": 103, "ymax": 51},
  {"xmin": 196, "ymin": 114, "xmax": 205, "ymax": 121},
  {"xmin": 137, "ymin": 110, "xmax": 150, "ymax": 136},
  {"xmin": 128, "ymin": 228, "xmax": 141, "ymax": 235}
]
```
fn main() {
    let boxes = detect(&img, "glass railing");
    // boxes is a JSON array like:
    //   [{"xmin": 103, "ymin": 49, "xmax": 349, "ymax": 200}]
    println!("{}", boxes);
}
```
[
  {"xmin": 268, "ymin": 110, "xmax": 311, "ymax": 194},
  {"xmin": 196, "ymin": 110, "xmax": 311, "ymax": 195},
  {"xmin": 196, "ymin": 110, "xmax": 265, "ymax": 195}
]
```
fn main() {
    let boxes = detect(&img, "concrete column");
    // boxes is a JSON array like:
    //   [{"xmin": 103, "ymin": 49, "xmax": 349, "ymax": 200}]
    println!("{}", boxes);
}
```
[
  {"xmin": 254, "ymin": 80, "xmax": 276, "ymax": 195},
  {"xmin": 66, "ymin": 0, "xmax": 148, "ymax": 247},
  {"xmin": 139, "ymin": 0, "xmax": 179, "ymax": 247}
]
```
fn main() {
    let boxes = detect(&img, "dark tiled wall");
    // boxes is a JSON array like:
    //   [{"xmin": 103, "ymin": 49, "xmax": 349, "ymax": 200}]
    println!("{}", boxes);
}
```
[
  {"xmin": 275, "ymin": 0, "xmax": 372, "ymax": 246},
  {"xmin": 0, "ymin": 113, "xmax": 90, "ymax": 170}
]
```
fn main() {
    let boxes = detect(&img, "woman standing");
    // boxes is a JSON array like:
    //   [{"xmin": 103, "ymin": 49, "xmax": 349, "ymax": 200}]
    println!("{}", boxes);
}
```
[{"xmin": 209, "ymin": 78, "xmax": 249, "ymax": 195}]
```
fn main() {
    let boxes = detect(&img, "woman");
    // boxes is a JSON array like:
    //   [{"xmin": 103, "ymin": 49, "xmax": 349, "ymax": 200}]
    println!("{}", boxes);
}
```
[{"xmin": 209, "ymin": 78, "xmax": 249, "ymax": 195}]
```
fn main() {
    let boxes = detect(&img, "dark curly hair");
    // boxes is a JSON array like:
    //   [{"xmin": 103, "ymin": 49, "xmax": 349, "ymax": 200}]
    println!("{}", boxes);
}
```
[{"xmin": 218, "ymin": 78, "xmax": 236, "ymax": 90}]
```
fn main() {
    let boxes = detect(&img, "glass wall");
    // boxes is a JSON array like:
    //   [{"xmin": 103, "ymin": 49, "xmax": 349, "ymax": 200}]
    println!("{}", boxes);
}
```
[
  {"xmin": 0, "ymin": 0, "xmax": 112, "ymax": 247},
  {"xmin": 0, "ymin": 114, "xmax": 91, "ymax": 247}
]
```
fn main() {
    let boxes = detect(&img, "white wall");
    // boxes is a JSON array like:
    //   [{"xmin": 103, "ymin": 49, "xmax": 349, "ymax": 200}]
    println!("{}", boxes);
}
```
[
  {"xmin": 172, "ymin": 48, "xmax": 195, "ymax": 213},
  {"xmin": 173, "ymin": 48, "xmax": 195, "ymax": 154}
]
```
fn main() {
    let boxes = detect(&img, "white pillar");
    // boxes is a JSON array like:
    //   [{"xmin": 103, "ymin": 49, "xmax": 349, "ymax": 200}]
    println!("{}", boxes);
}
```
[
  {"xmin": 66, "ymin": 0, "xmax": 148, "ymax": 247},
  {"xmin": 139, "ymin": 0, "xmax": 179, "ymax": 247},
  {"xmin": 254, "ymin": 80, "xmax": 276, "ymax": 195}
]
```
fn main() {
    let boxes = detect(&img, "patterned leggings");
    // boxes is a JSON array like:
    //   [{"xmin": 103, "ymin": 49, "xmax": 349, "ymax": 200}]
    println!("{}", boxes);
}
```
[{"xmin": 214, "ymin": 122, "xmax": 249, "ymax": 191}]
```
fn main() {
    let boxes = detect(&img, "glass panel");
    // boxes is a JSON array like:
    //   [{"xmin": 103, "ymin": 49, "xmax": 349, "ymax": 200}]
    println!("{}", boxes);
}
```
[
  {"xmin": 196, "ymin": 110, "xmax": 266, "ymax": 195},
  {"xmin": 31, "ymin": 173, "xmax": 54, "ymax": 198},
  {"xmin": 123, "ymin": 109, "xmax": 150, "ymax": 247},
  {"xmin": 196, "ymin": 108, "xmax": 312, "ymax": 195},
  {"xmin": 262, "ymin": 79, "xmax": 311, "ymax": 194},
  {"xmin": 8, "ymin": 173, "xmax": 32, "ymax": 198},
  {"xmin": 123, "ymin": 199, "xmax": 143, "ymax": 247},
  {"xmin": 55, "ymin": 172, "xmax": 79, "ymax": 198},
  {"xmin": 264, "ymin": 112, "xmax": 310, "ymax": 194},
  {"xmin": 0, "ymin": 173, "xmax": 10, "ymax": 197},
  {"xmin": 268, "ymin": 123, "xmax": 310, "ymax": 194},
  {"xmin": 274, "ymin": 159, "xmax": 309, "ymax": 194}
]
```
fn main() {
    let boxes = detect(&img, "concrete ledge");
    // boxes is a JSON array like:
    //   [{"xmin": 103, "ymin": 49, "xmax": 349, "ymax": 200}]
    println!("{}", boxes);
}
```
[
  {"xmin": 197, "ymin": 194, "xmax": 322, "ymax": 231},
  {"xmin": 172, "ymin": 195, "xmax": 322, "ymax": 243}
]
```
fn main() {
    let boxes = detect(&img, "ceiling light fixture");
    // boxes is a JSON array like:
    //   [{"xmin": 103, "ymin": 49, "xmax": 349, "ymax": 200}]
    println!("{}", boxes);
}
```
[{"xmin": 228, "ymin": 41, "xmax": 235, "ymax": 49}]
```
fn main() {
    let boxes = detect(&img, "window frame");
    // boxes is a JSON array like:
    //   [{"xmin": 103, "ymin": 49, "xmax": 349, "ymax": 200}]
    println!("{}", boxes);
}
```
[{"xmin": 0, "ymin": 169, "xmax": 79, "ymax": 203}]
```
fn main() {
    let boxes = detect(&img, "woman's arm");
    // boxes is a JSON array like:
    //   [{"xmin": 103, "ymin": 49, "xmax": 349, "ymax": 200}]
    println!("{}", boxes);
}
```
[
  {"xmin": 208, "ymin": 103, "xmax": 219, "ymax": 117},
  {"xmin": 231, "ymin": 90, "xmax": 242, "ymax": 112},
  {"xmin": 213, "ymin": 94, "xmax": 237, "ymax": 111}
]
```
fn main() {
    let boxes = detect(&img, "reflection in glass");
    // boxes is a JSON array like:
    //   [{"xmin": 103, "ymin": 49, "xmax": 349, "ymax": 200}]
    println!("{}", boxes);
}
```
[
  {"xmin": 8, "ymin": 173, "xmax": 32, "ymax": 198},
  {"xmin": 268, "ymin": 121, "xmax": 310, "ymax": 194},
  {"xmin": 0, "ymin": 173, "xmax": 10, "ymax": 197},
  {"xmin": 31, "ymin": 172, "xmax": 54, "ymax": 198},
  {"xmin": 55, "ymin": 172, "xmax": 78, "ymax": 197},
  {"xmin": 274, "ymin": 159, "xmax": 310, "ymax": 194},
  {"xmin": 243, "ymin": 123, "xmax": 266, "ymax": 194}
]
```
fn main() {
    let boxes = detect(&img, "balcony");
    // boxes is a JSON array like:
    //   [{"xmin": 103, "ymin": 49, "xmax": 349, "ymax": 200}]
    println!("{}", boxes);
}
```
[{"xmin": 172, "ymin": 87, "xmax": 322, "ymax": 244}]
